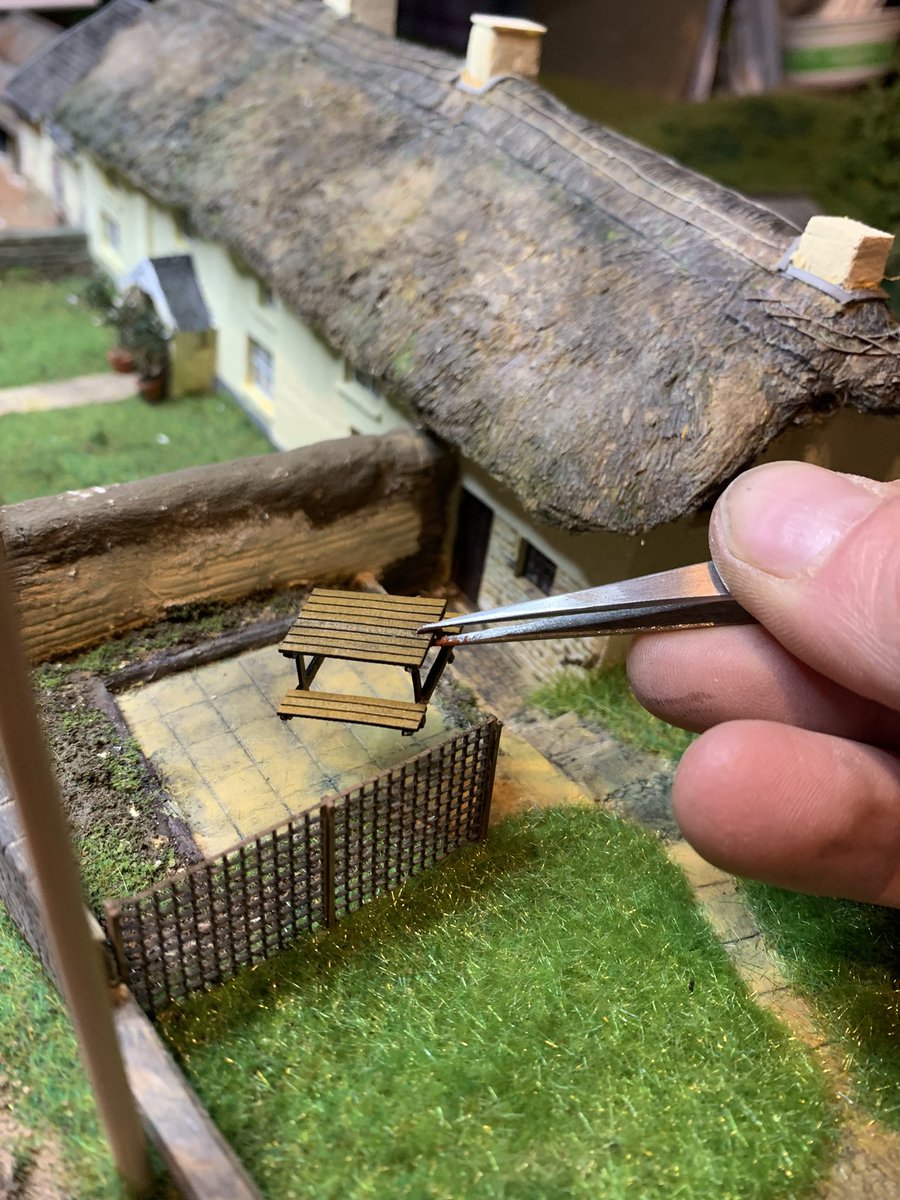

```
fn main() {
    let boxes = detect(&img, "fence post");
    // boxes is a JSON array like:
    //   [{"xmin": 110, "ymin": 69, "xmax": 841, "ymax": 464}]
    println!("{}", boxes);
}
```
[
  {"xmin": 321, "ymin": 800, "xmax": 336, "ymax": 930},
  {"xmin": 477, "ymin": 719, "xmax": 502, "ymax": 842},
  {"xmin": 103, "ymin": 901, "xmax": 129, "ymax": 985}
]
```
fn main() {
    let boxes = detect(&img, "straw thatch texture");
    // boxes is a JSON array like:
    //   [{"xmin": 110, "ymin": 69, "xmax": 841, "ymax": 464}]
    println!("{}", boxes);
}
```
[{"xmin": 47, "ymin": 0, "xmax": 900, "ymax": 534}]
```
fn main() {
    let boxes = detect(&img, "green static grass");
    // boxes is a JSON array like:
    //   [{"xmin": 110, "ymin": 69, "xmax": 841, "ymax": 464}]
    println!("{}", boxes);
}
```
[
  {"xmin": 160, "ymin": 809, "xmax": 834, "ymax": 1200},
  {"xmin": 0, "ymin": 274, "xmax": 113, "ymax": 387},
  {"xmin": 0, "ymin": 393, "xmax": 273, "ymax": 505},
  {"xmin": 743, "ymin": 883, "xmax": 900, "ymax": 1127},
  {"xmin": 0, "ymin": 908, "xmax": 174, "ymax": 1198},
  {"xmin": 530, "ymin": 663, "xmax": 695, "ymax": 760}
]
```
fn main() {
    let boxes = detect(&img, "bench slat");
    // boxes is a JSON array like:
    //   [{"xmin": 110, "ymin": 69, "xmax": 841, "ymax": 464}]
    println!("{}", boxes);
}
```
[{"xmin": 278, "ymin": 689, "xmax": 426, "ymax": 731}]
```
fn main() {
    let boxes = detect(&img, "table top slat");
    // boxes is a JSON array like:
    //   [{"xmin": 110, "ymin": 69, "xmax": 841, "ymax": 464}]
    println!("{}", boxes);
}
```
[
  {"xmin": 287, "ymin": 620, "xmax": 426, "ymax": 648},
  {"xmin": 279, "ymin": 589, "xmax": 447, "ymax": 668},
  {"xmin": 279, "ymin": 640, "xmax": 427, "ymax": 667},
  {"xmin": 306, "ymin": 588, "xmax": 447, "ymax": 614}
]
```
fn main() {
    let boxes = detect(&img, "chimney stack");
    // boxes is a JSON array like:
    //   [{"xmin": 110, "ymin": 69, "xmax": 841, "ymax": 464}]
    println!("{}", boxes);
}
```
[
  {"xmin": 461, "ymin": 13, "xmax": 547, "ymax": 90},
  {"xmin": 791, "ymin": 215, "xmax": 894, "ymax": 292},
  {"xmin": 323, "ymin": 0, "xmax": 397, "ymax": 38}
]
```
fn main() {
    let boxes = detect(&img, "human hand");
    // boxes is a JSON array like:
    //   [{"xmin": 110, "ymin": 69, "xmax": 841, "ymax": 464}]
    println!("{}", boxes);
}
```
[{"xmin": 627, "ymin": 461, "xmax": 900, "ymax": 905}]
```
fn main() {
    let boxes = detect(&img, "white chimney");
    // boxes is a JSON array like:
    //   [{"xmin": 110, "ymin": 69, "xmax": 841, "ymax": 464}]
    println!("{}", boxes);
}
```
[
  {"xmin": 324, "ymin": 0, "xmax": 397, "ymax": 38},
  {"xmin": 791, "ymin": 215, "xmax": 894, "ymax": 292},
  {"xmin": 461, "ymin": 13, "xmax": 547, "ymax": 90}
]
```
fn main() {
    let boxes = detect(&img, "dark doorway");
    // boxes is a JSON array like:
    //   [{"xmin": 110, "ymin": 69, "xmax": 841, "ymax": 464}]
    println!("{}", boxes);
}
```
[
  {"xmin": 452, "ymin": 489, "xmax": 493, "ymax": 603},
  {"xmin": 397, "ymin": 0, "xmax": 529, "ymax": 54}
]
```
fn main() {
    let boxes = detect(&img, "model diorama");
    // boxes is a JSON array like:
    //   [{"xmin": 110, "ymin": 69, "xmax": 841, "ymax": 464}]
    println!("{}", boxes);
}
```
[{"xmin": 1, "ymin": 0, "xmax": 900, "ymax": 1196}]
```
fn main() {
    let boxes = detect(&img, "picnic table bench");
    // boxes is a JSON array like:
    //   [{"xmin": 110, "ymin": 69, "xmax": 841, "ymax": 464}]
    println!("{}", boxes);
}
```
[{"xmin": 277, "ymin": 589, "xmax": 454, "ymax": 734}]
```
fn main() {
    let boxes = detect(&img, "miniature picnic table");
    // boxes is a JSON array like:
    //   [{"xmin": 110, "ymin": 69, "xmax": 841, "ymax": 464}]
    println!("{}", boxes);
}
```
[{"xmin": 276, "ymin": 589, "xmax": 454, "ymax": 735}]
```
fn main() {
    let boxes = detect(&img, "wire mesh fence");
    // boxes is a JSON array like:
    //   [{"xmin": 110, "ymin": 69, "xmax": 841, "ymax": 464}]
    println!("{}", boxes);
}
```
[{"xmin": 106, "ymin": 718, "xmax": 501, "ymax": 1015}]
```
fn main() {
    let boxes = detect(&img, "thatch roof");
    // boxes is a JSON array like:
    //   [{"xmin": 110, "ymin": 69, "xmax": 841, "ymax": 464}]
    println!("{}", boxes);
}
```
[{"xmin": 43, "ymin": 0, "xmax": 900, "ymax": 534}]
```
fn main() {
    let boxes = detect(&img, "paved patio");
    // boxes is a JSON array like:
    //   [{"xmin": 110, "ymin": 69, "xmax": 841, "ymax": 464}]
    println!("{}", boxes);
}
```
[{"xmin": 119, "ymin": 645, "xmax": 589, "ymax": 858}]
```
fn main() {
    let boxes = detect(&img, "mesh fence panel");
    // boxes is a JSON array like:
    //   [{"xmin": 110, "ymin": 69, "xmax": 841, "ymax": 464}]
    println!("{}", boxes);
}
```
[{"xmin": 107, "ymin": 719, "xmax": 500, "ymax": 1015}]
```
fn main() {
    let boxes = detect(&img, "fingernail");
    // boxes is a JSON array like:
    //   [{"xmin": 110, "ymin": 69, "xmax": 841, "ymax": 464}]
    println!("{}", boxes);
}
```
[{"xmin": 720, "ymin": 462, "xmax": 883, "ymax": 578}]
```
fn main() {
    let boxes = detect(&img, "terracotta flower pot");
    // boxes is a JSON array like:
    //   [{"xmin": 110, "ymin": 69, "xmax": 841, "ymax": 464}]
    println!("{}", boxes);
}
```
[
  {"xmin": 137, "ymin": 375, "xmax": 166, "ymax": 404},
  {"xmin": 107, "ymin": 346, "xmax": 136, "ymax": 373}
]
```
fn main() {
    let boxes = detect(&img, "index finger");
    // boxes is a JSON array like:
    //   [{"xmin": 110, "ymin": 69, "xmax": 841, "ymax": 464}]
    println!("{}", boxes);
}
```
[{"xmin": 709, "ymin": 463, "xmax": 900, "ymax": 712}]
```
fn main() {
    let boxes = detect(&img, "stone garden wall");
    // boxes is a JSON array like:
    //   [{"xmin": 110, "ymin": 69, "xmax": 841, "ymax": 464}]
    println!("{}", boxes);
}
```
[{"xmin": 0, "ymin": 227, "xmax": 93, "ymax": 277}]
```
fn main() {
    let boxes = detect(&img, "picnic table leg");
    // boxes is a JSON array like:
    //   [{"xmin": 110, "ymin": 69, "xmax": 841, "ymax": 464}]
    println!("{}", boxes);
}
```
[
  {"xmin": 419, "ymin": 646, "xmax": 455, "ymax": 705},
  {"xmin": 295, "ymin": 655, "xmax": 325, "ymax": 690}
]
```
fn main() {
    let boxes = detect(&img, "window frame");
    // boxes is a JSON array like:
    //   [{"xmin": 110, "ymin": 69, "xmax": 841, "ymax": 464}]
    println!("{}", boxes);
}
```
[
  {"xmin": 517, "ymin": 539, "xmax": 557, "ymax": 596},
  {"xmin": 247, "ymin": 336, "xmax": 276, "ymax": 405}
]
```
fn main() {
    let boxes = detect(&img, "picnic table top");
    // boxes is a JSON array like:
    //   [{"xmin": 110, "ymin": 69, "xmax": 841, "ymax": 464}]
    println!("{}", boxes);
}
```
[{"xmin": 278, "ymin": 589, "xmax": 448, "ymax": 669}]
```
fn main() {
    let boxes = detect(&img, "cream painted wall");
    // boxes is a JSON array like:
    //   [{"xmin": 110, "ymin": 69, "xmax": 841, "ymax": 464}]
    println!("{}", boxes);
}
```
[
  {"xmin": 17, "ymin": 122, "xmax": 53, "ymax": 197},
  {"xmin": 15, "ymin": 123, "xmax": 84, "ymax": 225}
]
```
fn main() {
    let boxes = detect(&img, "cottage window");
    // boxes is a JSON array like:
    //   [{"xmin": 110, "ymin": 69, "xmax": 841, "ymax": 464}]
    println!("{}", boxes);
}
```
[
  {"xmin": 248, "ymin": 337, "xmax": 275, "ymax": 400},
  {"xmin": 518, "ymin": 540, "xmax": 556, "ymax": 596},
  {"xmin": 351, "ymin": 367, "xmax": 380, "ymax": 395},
  {"xmin": 101, "ymin": 212, "xmax": 122, "ymax": 253},
  {"xmin": 174, "ymin": 211, "xmax": 195, "ymax": 244},
  {"xmin": 258, "ymin": 281, "xmax": 275, "ymax": 308}
]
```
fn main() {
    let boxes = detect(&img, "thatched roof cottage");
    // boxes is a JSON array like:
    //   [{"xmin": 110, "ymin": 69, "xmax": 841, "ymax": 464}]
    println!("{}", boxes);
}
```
[{"xmin": 7, "ymin": 0, "xmax": 900, "ymax": 673}]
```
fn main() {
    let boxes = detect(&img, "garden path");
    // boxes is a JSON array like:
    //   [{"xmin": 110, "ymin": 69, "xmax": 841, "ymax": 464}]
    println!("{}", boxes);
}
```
[{"xmin": 0, "ymin": 371, "xmax": 135, "ymax": 415}]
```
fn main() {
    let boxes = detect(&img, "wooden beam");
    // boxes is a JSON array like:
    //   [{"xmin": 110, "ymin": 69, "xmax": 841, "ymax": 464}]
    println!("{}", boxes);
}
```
[
  {"xmin": 113, "ymin": 994, "xmax": 262, "ymax": 1200},
  {"xmin": 0, "ymin": 538, "xmax": 151, "ymax": 1194}
]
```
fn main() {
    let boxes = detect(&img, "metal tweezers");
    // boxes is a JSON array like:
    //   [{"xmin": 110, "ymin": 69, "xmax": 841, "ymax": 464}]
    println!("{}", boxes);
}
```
[{"xmin": 418, "ymin": 561, "xmax": 756, "ymax": 647}]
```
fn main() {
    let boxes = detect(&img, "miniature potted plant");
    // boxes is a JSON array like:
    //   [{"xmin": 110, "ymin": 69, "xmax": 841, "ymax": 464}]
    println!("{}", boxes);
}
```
[
  {"xmin": 127, "ymin": 302, "xmax": 170, "ymax": 403},
  {"xmin": 82, "ymin": 277, "xmax": 138, "ymax": 373}
]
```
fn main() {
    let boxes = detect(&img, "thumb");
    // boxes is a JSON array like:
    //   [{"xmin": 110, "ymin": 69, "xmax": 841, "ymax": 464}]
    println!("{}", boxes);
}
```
[{"xmin": 710, "ymin": 462, "xmax": 900, "ymax": 712}]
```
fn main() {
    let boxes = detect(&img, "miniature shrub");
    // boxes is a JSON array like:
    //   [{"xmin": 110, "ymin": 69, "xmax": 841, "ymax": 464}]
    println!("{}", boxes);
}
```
[{"xmin": 161, "ymin": 809, "xmax": 835, "ymax": 1200}]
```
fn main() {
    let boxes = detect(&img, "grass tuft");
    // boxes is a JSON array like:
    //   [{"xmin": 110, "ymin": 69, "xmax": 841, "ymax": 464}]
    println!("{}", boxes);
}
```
[
  {"xmin": 529, "ymin": 663, "xmax": 695, "ymax": 760},
  {"xmin": 160, "ymin": 809, "xmax": 834, "ymax": 1200}
]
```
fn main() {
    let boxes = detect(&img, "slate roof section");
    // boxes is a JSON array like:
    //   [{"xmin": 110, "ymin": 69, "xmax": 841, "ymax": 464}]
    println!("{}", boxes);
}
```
[
  {"xmin": 122, "ymin": 255, "xmax": 213, "ymax": 333},
  {"xmin": 40, "ymin": 0, "xmax": 900, "ymax": 534},
  {"xmin": 4, "ymin": 0, "xmax": 145, "ymax": 123}
]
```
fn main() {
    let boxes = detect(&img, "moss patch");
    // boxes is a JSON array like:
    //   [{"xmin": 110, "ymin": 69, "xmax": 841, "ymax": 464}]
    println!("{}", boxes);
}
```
[{"xmin": 529, "ymin": 663, "xmax": 695, "ymax": 761}]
